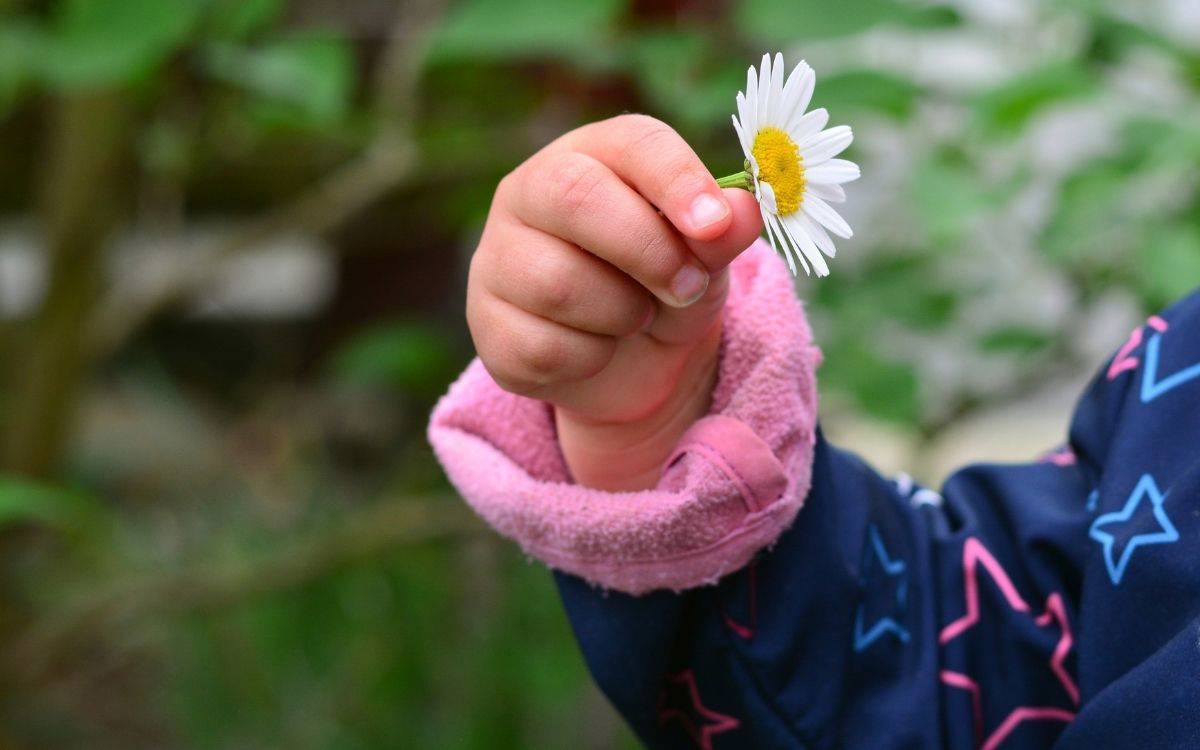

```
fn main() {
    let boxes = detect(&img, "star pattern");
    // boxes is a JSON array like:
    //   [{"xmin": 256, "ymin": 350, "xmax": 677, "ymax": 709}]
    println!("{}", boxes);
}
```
[
  {"xmin": 1141, "ymin": 330, "xmax": 1200, "ymax": 403},
  {"xmin": 658, "ymin": 670, "xmax": 739, "ymax": 750},
  {"xmin": 1088, "ymin": 473, "xmax": 1178, "ymax": 586},
  {"xmin": 853, "ymin": 524, "xmax": 910, "ymax": 652},
  {"xmin": 1107, "ymin": 315, "xmax": 1168, "ymax": 381},
  {"xmin": 939, "ymin": 537, "xmax": 1079, "ymax": 749}
]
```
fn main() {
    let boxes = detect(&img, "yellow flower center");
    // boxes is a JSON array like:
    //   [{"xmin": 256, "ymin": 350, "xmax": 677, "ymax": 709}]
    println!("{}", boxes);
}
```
[{"xmin": 751, "ymin": 127, "xmax": 805, "ymax": 216}]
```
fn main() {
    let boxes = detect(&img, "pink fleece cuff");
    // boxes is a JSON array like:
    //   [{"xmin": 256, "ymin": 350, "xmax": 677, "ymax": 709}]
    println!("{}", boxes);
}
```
[{"xmin": 427, "ymin": 240, "xmax": 821, "ymax": 594}]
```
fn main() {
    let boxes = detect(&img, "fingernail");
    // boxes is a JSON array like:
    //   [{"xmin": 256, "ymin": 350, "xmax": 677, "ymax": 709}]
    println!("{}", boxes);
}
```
[
  {"xmin": 688, "ymin": 193, "xmax": 729, "ymax": 231},
  {"xmin": 668, "ymin": 265, "xmax": 709, "ymax": 307}
]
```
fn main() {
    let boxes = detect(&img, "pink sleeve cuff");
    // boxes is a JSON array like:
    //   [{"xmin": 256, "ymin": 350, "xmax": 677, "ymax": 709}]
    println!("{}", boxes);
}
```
[{"xmin": 427, "ymin": 240, "xmax": 821, "ymax": 594}]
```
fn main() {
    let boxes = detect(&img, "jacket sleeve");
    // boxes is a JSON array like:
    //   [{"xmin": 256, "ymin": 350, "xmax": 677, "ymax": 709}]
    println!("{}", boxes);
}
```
[
  {"xmin": 429, "ymin": 242, "xmax": 1200, "ymax": 749},
  {"xmin": 427, "ymin": 239, "xmax": 821, "ymax": 594}
]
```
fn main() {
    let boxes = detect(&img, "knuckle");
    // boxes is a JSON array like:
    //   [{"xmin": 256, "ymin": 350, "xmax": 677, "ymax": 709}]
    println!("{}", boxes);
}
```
[
  {"xmin": 468, "ymin": 297, "xmax": 543, "ymax": 397},
  {"xmin": 494, "ymin": 170, "xmax": 519, "ymax": 205},
  {"xmin": 628, "ymin": 226, "xmax": 680, "ymax": 285},
  {"xmin": 547, "ymin": 153, "xmax": 606, "ymax": 215},
  {"xmin": 611, "ymin": 113, "xmax": 669, "ymax": 137},
  {"xmin": 539, "ymin": 276, "xmax": 575, "ymax": 318},
  {"xmin": 616, "ymin": 115, "xmax": 677, "ymax": 159},
  {"xmin": 476, "ymin": 343, "xmax": 536, "ymax": 396},
  {"xmin": 525, "ymin": 251, "xmax": 576, "ymax": 317},
  {"xmin": 520, "ymin": 331, "xmax": 569, "ymax": 380},
  {"xmin": 660, "ymin": 159, "xmax": 711, "ymax": 200}
]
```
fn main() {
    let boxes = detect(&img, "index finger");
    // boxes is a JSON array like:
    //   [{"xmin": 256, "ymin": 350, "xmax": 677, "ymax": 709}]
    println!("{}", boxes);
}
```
[{"xmin": 565, "ymin": 114, "xmax": 733, "ymax": 243}]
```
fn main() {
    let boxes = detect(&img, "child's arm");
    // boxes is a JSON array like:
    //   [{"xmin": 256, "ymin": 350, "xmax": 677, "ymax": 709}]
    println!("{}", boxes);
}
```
[
  {"xmin": 435, "ymin": 260, "xmax": 1200, "ymax": 747},
  {"xmin": 432, "ymin": 116, "xmax": 1200, "ymax": 747}
]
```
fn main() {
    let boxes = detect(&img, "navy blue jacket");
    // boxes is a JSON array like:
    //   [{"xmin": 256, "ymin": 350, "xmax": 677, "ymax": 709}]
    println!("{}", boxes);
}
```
[{"xmin": 556, "ymin": 290, "xmax": 1200, "ymax": 749}]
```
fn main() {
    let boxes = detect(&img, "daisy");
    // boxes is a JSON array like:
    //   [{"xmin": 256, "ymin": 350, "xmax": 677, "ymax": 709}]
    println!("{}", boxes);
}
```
[{"xmin": 717, "ymin": 53, "xmax": 861, "ymax": 277}]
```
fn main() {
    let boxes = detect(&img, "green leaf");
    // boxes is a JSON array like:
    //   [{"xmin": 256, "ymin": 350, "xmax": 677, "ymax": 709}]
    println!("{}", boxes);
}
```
[
  {"xmin": 815, "ymin": 70, "xmax": 923, "ymax": 120},
  {"xmin": 972, "ymin": 62, "xmax": 1097, "ymax": 135},
  {"xmin": 624, "ymin": 30, "xmax": 745, "ymax": 130},
  {"xmin": 204, "ymin": 0, "xmax": 285, "ymax": 39},
  {"xmin": 201, "ymin": 35, "xmax": 354, "ymax": 126},
  {"xmin": 1139, "ymin": 225, "xmax": 1200, "ymax": 309},
  {"xmin": 821, "ymin": 340, "xmax": 922, "ymax": 424},
  {"xmin": 736, "ymin": 0, "xmax": 908, "ymax": 42},
  {"xmin": 912, "ymin": 152, "xmax": 991, "ymax": 243},
  {"xmin": 898, "ymin": 4, "xmax": 962, "ymax": 29},
  {"xmin": 979, "ymin": 327, "xmax": 1054, "ymax": 355},
  {"xmin": 816, "ymin": 253, "xmax": 961, "ymax": 331},
  {"xmin": 1041, "ymin": 161, "xmax": 1132, "ymax": 266},
  {"xmin": 0, "ymin": 475, "xmax": 105, "ymax": 532},
  {"xmin": 431, "ymin": 0, "xmax": 623, "ymax": 62},
  {"xmin": 41, "ymin": 0, "xmax": 203, "ymax": 89},
  {"xmin": 0, "ymin": 19, "xmax": 42, "ymax": 116},
  {"xmin": 329, "ymin": 321, "xmax": 459, "ymax": 396}
]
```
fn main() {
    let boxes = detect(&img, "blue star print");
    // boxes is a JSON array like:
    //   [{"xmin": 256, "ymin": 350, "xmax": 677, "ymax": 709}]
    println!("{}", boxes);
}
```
[
  {"xmin": 1089, "ymin": 474, "xmax": 1179, "ymax": 586},
  {"xmin": 853, "ymin": 525, "xmax": 910, "ymax": 652},
  {"xmin": 1141, "ymin": 332, "xmax": 1200, "ymax": 403}
]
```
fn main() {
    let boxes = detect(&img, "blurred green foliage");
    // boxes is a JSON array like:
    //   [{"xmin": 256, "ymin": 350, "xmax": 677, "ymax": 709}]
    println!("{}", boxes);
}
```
[{"xmin": 0, "ymin": 0, "xmax": 1197, "ymax": 747}]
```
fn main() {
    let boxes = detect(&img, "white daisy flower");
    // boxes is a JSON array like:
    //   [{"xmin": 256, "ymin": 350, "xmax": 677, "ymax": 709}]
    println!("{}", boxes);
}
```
[{"xmin": 721, "ymin": 53, "xmax": 861, "ymax": 277}]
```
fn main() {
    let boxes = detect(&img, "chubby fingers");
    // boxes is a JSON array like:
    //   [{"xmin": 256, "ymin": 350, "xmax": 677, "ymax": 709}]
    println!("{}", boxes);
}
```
[
  {"xmin": 506, "ymin": 115, "xmax": 765, "ymax": 305},
  {"xmin": 567, "ymin": 114, "xmax": 734, "ymax": 241},
  {"xmin": 466, "ymin": 281, "xmax": 618, "ymax": 397},
  {"xmin": 503, "ymin": 150, "xmax": 711, "ymax": 308},
  {"xmin": 477, "ymin": 221, "xmax": 656, "ymax": 337}
]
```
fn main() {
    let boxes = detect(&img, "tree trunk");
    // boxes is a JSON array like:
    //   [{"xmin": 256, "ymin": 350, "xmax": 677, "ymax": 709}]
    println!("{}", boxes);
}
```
[{"xmin": 0, "ymin": 92, "xmax": 129, "ymax": 477}]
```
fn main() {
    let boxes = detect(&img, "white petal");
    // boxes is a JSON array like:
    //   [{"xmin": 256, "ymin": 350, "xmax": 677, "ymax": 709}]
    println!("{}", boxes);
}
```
[
  {"xmin": 777, "ymin": 60, "xmax": 804, "ymax": 124},
  {"xmin": 768, "ymin": 52, "xmax": 785, "ymax": 122},
  {"xmin": 783, "ymin": 214, "xmax": 829, "ymax": 276},
  {"xmin": 803, "ymin": 194, "xmax": 853, "ymax": 239},
  {"xmin": 745, "ymin": 66, "xmax": 758, "ymax": 134},
  {"xmin": 763, "ymin": 211, "xmax": 798, "ymax": 275},
  {"xmin": 788, "ymin": 107, "xmax": 828, "ymax": 143},
  {"xmin": 769, "ymin": 212, "xmax": 807, "ymax": 276},
  {"xmin": 800, "ymin": 125, "xmax": 853, "ymax": 165},
  {"xmin": 758, "ymin": 54, "xmax": 771, "ymax": 127},
  {"xmin": 798, "ymin": 211, "xmax": 837, "ymax": 258},
  {"xmin": 732, "ymin": 113, "xmax": 752, "ymax": 160},
  {"xmin": 805, "ymin": 158, "xmax": 860, "ymax": 184},
  {"xmin": 807, "ymin": 182, "xmax": 845, "ymax": 203},
  {"xmin": 781, "ymin": 62, "xmax": 815, "ymax": 129},
  {"xmin": 757, "ymin": 180, "xmax": 778, "ymax": 215},
  {"xmin": 735, "ymin": 91, "xmax": 749, "ymax": 135}
]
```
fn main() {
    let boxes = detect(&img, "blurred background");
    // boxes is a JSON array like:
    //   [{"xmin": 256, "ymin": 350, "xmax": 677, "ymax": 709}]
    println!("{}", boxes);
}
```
[{"xmin": 0, "ymin": 0, "xmax": 1197, "ymax": 746}]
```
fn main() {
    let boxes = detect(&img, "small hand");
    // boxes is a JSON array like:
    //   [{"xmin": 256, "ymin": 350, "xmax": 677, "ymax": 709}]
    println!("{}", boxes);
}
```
[{"xmin": 467, "ymin": 114, "xmax": 763, "ymax": 488}]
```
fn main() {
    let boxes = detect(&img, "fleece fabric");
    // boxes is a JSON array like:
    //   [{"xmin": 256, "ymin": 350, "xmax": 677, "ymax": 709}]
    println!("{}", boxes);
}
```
[{"xmin": 429, "ymin": 240, "xmax": 820, "ymax": 594}]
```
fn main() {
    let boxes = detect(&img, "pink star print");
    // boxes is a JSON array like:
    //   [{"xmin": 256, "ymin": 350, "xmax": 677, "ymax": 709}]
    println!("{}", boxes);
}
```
[
  {"xmin": 658, "ymin": 669, "xmax": 740, "ymax": 750},
  {"xmin": 939, "ymin": 538, "xmax": 1080, "ymax": 750},
  {"xmin": 1107, "ymin": 315, "xmax": 1169, "ymax": 380}
]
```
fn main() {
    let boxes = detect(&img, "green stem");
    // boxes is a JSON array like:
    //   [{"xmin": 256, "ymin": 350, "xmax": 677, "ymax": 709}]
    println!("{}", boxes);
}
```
[{"xmin": 715, "ymin": 170, "xmax": 752, "ymax": 191}]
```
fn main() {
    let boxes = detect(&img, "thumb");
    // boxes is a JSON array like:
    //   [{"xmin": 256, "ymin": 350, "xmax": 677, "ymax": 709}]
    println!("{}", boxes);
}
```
[{"xmin": 682, "ymin": 188, "xmax": 764, "ymax": 272}]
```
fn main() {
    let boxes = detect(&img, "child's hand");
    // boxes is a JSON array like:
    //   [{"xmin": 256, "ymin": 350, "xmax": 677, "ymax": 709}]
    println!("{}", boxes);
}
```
[{"xmin": 467, "ymin": 115, "xmax": 763, "ymax": 489}]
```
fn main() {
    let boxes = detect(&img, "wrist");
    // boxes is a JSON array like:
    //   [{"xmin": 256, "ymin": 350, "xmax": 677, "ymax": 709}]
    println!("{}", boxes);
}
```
[{"xmin": 554, "ymin": 321, "xmax": 722, "ymax": 491}]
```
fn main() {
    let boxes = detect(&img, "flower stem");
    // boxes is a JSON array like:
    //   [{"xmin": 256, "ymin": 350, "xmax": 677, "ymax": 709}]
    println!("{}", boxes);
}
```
[{"xmin": 715, "ymin": 170, "xmax": 752, "ymax": 191}]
